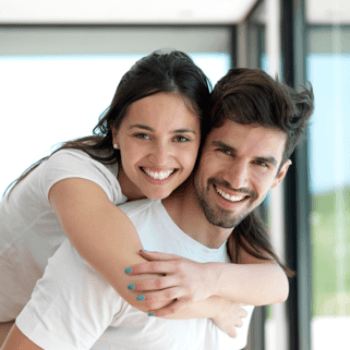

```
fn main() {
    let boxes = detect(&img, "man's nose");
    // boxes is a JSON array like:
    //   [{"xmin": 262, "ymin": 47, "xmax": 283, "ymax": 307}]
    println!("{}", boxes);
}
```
[{"xmin": 226, "ymin": 161, "xmax": 249, "ymax": 190}]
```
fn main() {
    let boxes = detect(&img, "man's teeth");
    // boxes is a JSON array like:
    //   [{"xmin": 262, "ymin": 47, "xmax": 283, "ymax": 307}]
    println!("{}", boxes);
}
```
[
  {"xmin": 143, "ymin": 168, "xmax": 174, "ymax": 180},
  {"xmin": 216, "ymin": 187, "xmax": 245, "ymax": 202}
]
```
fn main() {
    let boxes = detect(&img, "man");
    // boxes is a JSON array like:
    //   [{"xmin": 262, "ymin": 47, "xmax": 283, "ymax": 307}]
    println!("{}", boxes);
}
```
[{"xmin": 2, "ymin": 68, "xmax": 314, "ymax": 350}]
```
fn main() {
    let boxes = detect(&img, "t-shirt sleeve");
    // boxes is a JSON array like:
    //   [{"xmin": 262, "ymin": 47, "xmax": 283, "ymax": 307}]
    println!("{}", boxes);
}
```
[
  {"xmin": 16, "ymin": 239, "xmax": 124, "ymax": 350},
  {"xmin": 40, "ymin": 149, "xmax": 125, "ymax": 204}
]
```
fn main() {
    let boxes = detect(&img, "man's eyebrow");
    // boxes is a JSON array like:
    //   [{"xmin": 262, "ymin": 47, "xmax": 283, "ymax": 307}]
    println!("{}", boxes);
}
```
[
  {"xmin": 213, "ymin": 141, "xmax": 278, "ymax": 167},
  {"xmin": 212, "ymin": 141, "xmax": 237, "ymax": 152},
  {"xmin": 128, "ymin": 124, "xmax": 197, "ymax": 134},
  {"xmin": 255, "ymin": 156, "xmax": 278, "ymax": 167}
]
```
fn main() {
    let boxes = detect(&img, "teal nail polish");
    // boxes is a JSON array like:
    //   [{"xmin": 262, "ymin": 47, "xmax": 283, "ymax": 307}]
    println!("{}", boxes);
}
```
[
  {"xmin": 127, "ymin": 284, "xmax": 135, "ymax": 290},
  {"xmin": 142, "ymin": 249, "xmax": 149, "ymax": 252},
  {"xmin": 148, "ymin": 312, "xmax": 155, "ymax": 316},
  {"xmin": 125, "ymin": 267, "xmax": 133, "ymax": 274},
  {"xmin": 137, "ymin": 295, "xmax": 145, "ymax": 301}
]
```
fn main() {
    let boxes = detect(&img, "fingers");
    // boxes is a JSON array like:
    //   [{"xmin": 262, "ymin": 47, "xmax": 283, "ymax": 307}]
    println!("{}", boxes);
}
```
[
  {"xmin": 134, "ymin": 287, "xmax": 185, "ymax": 304},
  {"xmin": 128, "ymin": 275, "xmax": 179, "ymax": 292},
  {"xmin": 229, "ymin": 328, "xmax": 238, "ymax": 338},
  {"xmin": 138, "ymin": 250, "xmax": 181, "ymax": 262},
  {"xmin": 125, "ymin": 261, "xmax": 178, "ymax": 275},
  {"xmin": 234, "ymin": 318, "xmax": 243, "ymax": 328},
  {"xmin": 148, "ymin": 299, "xmax": 188, "ymax": 318},
  {"xmin": 240, "ymin": 308, "xmax": 248, "ymax": 319}
]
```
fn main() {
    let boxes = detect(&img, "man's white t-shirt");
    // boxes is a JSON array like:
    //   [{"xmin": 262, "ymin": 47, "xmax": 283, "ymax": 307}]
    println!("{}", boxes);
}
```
[
  {"xmin": 16, "ymin": 199, "xmax": 254, "ymax": 350},
  {"xmin": 0, "ymin": 149, "xmax": 126, "ymax": 322}
]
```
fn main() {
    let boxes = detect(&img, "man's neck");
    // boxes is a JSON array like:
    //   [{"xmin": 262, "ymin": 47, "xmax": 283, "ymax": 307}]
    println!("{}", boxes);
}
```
[{"xmin": 162, "ymin": 177, "xmax": 233, "ymax": 249}]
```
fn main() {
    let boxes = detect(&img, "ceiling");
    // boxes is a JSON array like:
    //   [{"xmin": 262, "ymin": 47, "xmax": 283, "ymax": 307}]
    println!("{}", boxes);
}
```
[{"xmin": 0, "ymin": 0, "xmax": 258, "ymax": 24}]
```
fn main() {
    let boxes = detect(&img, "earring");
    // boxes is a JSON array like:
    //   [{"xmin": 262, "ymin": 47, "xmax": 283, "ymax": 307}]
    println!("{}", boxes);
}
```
[{"xmin": 113, "ymin": 143, "xmax": 119, "ymax": 150}]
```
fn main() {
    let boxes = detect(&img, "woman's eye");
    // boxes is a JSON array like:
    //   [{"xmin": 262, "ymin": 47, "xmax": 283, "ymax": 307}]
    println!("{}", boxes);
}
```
[
  {"xmin": 134, "ymin": 133, "xmax": 150, "ymax": 140},
  {"xmin": 173, "ymin": 135, "xmax": 190, "ymax": 142}
]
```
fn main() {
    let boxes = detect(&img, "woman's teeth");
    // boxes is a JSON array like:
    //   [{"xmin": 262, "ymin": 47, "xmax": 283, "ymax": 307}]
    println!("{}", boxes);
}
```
[{"xmin": 142, "ymin": 168, "xmax": 174, "ymax": 180}]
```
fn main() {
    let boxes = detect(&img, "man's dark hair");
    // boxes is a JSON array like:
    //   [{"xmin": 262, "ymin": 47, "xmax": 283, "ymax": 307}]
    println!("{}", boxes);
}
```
[{"xmin": 210, "ymin": 68, "xmax": 314, "ymax": 167}]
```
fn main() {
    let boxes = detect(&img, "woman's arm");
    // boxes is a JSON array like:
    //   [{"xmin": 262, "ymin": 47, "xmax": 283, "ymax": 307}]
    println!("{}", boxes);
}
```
[
  {"xmin": 156, "ymin": 297, "xmax": 249, "ymax": 339},
  {"xmin": 209, "ymin": 246, "xmax": 289, "ymax": 304},
  {"xmin": 125, "ymin": 248, "xmax": 289, "ymax": 317},
  {"xmin": 48, "ymin": 178, "xmax": 169, "ymax": 312},
  {"xmin": 1, "ymin": 324, "xmax": 42, "ymax": 350}
]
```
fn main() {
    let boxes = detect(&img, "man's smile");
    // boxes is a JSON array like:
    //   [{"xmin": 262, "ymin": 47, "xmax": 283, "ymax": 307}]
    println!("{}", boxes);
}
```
[{"xmin": 214, "ymin": 185, "xmax": 247, "ymax": 203}]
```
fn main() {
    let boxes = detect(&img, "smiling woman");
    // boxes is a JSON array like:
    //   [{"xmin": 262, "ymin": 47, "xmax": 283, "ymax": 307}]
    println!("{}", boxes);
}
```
[
  {"xmin": 0, "ymin": 50, "xmax": 211, "ymax": 325},
  {"xmin": 111, "ymin": 92, "xmax": 201, "ymax": 200}
]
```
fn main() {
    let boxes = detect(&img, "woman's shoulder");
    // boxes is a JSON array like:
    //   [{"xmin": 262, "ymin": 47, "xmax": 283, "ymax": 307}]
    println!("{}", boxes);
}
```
[{"xmin": 42, "ymin": 148, "xmax": 125, "ymax": 204}]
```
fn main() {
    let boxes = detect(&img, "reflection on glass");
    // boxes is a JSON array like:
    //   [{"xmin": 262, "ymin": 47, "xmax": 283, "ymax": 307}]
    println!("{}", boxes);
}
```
[
  {"xmin": 0, "ymin": 53, "xmax": 230, "ymax": 196},
  {"xmin": 307, "ymin": 21, "xmax": 350, "ymax": 349}
]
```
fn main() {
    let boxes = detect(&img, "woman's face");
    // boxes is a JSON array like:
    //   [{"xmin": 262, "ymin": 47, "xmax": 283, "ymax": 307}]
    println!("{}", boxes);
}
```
[{"xmin": 112, "ymin": 92, "xmax": 201, "ymax": 200}]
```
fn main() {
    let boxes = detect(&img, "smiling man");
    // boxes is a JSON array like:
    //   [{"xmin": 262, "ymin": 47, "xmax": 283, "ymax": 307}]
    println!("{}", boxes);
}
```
[
  {"xmin": 160, "ymin": 67, "xmax": 313, "ymax": 260},
  {"xmin": 194, "ymin": 121, "xmax": 290, "ymax": 229},
  {"xmin": 2, "ymin": 68, "xmax": 314, "ymax": 350}
]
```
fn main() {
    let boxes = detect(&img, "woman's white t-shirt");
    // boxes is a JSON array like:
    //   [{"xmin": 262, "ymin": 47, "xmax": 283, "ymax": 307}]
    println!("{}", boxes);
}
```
[{"xmin": 0, "ymin": 149, "xmax": 126, "ymax": 322}]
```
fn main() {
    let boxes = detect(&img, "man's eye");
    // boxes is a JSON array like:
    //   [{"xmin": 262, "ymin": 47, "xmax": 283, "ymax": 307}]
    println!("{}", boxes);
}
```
[
  {"xmin": 256, "ymin": 161, "xmax": 268, "ymax": 167},
  {"xmin": 218, "ymin": 148, "xmax": 231, "ymax": 155},
  {"xmin": 134, "ymin": 133, "xmax": 150, "ymax": 140},
  {"xmin": 173, "ymin": 135, "xmax": 189, "ymax": 142}
]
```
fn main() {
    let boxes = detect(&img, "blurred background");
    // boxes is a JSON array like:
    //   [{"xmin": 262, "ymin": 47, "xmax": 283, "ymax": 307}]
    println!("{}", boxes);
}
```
[{"xmin": 0, "ymin": 0, "xmax": 349, "ymax": 349}]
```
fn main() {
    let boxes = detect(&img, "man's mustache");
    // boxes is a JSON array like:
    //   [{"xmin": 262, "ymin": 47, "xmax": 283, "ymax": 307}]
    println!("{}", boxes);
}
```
[{"xmin": 207, "ymin": 177, "xmax": 257, "ymax": 201}]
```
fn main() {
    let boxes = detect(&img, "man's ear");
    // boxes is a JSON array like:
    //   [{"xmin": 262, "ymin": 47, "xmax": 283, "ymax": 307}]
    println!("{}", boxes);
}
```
[{"xmin": 271, "ymin": 159, "xmax": 292, "ymax": 189}]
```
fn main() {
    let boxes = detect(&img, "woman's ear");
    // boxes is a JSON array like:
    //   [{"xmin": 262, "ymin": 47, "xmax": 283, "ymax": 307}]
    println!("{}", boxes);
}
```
[
  {"xmin": 111, "ymin": 125, "xmax": 119, "ymax": 150},
  {"xmin": 271, "ymin": 159, "xmax": 292, "ymax": 189}
]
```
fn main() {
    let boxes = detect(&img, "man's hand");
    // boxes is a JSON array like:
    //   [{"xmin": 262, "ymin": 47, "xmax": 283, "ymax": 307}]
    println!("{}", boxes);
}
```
[
  {"xmin": 211, "ymin": 301, "xmax": 248, "ymax": 338},
  {"xmin": 125, "ymin": 251, "xmax": 215, "ymax": 313}
]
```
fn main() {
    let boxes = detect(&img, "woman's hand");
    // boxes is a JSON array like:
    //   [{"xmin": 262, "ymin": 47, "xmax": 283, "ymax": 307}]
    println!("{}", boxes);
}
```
[
  {"xmin": 211, "ymin": 301, "xmax": 248, "ymax": 338},
  {"xmin": 125, "ymin": 251, "xmax": 216, "ymax": 314}
]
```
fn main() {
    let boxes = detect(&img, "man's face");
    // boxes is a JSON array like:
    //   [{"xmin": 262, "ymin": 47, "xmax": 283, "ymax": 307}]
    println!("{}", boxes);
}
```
[{"xmin": 194, "ymin": 119, "xmax": 291, "ymax": 228}]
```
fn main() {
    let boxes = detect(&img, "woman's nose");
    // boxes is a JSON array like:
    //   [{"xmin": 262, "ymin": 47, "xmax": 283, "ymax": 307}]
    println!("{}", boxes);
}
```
[{"xmin": 149, "ymin": 141, "xmax": 171, "ymax": 166}]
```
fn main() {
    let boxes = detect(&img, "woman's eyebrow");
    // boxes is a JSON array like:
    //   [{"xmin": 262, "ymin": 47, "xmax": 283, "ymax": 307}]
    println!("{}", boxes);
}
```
[
  {"xmin": 172, "ymin": 128, "xmax": 197, "ymax": 134},
  {"xmin": 128, "ymin": 124, "xmax": 152, "ymax": 131},
  {"xmin": 129, "ymin": 124, "xmax": 197, "ymax": 134}
]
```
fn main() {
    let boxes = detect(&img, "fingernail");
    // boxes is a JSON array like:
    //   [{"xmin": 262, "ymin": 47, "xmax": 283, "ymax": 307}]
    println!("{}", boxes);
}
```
[
  {"xmin": 140, "ymin": 249, "xmax": 149, "ymax": 252},
  {"xmin": 125, "ymin": 267, "xmax": 133, "ymax": 274},
  {"xmin": 127, "ymin": 284, "xmax": 135, "ymax": 290},
  {"xmin": 148, "ymin": 312, "xmax": 155, "ymax": 316},
  {"xmin": 136, "ymin": 295, "xmax": 145, "ymax": 301}
]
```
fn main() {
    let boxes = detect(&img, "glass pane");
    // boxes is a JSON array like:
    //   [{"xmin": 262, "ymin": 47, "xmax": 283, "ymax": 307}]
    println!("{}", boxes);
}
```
[
  {"xmin": 307, "ymin": 23, "xmax": 350, "ymax": 349},
  {"xmin": 0, "ymin": 52, "xmax": 230, "ymax": 196}
]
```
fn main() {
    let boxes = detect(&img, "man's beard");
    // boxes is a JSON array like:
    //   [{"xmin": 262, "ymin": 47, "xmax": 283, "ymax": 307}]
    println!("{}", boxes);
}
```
[{"xmin": 195, "ymin": 177, "xmax": 257, "ymax": 229}]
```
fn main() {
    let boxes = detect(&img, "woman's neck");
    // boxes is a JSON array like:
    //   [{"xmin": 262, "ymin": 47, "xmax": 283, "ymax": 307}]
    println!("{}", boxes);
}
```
[{"xmin": 117, "ymin": 166, "xmax": 145, "ymax": 201}]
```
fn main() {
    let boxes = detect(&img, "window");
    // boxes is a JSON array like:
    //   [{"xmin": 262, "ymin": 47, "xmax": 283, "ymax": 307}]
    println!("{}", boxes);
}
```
[{"xmin": 0, "ymin": 27, "xmax": 231, "ymax": 195}]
